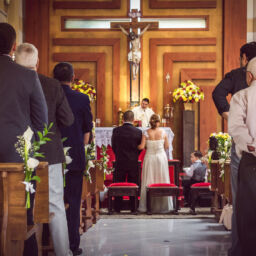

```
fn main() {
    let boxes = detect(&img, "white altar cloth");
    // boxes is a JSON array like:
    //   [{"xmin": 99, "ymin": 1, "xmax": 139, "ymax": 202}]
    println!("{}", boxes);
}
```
[{"xmin": 95, "ymin": 127, "xmax": 174, "ymax": 159}]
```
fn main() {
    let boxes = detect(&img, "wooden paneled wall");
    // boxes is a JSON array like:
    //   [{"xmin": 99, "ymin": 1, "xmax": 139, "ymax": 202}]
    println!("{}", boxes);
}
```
[{"xmin": 24, "ymin": 0, "xmax": 247, "ymax": 161}]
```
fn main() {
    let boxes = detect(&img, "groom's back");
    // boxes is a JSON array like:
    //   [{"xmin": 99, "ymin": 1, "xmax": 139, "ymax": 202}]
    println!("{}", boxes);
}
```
[{"xmin": 112, "ymin": 123, "xmax": 142, "ymax": 170}]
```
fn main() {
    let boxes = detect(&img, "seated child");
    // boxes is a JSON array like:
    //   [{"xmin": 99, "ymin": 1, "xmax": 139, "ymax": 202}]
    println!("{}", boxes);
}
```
[{"xmin": 182, "ymin": 151, "xmax": 207, "ymax": 206}]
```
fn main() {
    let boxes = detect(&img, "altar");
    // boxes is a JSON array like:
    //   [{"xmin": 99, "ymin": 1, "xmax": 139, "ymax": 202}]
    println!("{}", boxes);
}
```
[{"xmin": 95, "ymin": 127, "xmax": 174, "ymax": 159}]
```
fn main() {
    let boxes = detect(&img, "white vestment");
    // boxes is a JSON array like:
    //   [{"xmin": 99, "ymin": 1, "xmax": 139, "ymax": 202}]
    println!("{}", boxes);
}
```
[{"xmin": 132, "ymin": 106, "xmax": 154, "ymax": 127}]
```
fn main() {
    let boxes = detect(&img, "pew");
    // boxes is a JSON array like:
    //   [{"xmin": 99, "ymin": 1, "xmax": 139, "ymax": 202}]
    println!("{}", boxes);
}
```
[
  {"xmin": 80, "ymin": 176, "xmax": 93, "ymax": 233},
  {"xmin": 90, "ymin": 160, "xmax": 104, "ymax": 223},
  {"xmin": 80, "ymin": 160, "xmax": 104, "ymax": 233},
  {"xmin": 210, "ymin": 160, "xmax": 232, "ymax": 220},
  {"xmin": 0, "ymin": 162, "xmax": 49, "ymax": 256},
  {"xmin": 224, "ymin": 160, "xmax": 232, "ymax": 204}
]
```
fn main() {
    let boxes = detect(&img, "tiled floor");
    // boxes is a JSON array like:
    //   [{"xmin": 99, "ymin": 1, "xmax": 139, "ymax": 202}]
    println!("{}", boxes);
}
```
[{"xmin": 80, "ymin": 218, "xmax": 231, "ymax": 256}]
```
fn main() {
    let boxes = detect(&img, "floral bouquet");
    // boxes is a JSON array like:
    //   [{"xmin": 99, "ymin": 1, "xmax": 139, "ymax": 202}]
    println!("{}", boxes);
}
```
[
  {"xmin": 96, "ymin": 145, "xmax": 113, "ymax": 179},
  {"xmin": 172, "ymin": 80, "xmax": 204, "ymax": 103},
  {"xmin": 84, "ymin": 121, "xmax": 96, "ymax": 182},
  {"xmin": 84, "ymin": 141, "xmax": 96, "ymax": 183},
  {"xmin": 15, "ymin": 124, "xmax": 53, "ymax": 208},
  {"xmin": 206, "ymin": 132, "xmax": 232, "ymax": 179},
  {"xmin": 71, "ymin": 79, "xmax": 96, "ymax": 102}
]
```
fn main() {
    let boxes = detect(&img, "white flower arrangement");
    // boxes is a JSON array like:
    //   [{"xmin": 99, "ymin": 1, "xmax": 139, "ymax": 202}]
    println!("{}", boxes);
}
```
[
  {"xmin": 206, "ymin": 132, "xmax": 232, "ymax": 181},
  {"xmin": 62, "ymin": 144, "xmax": 72, "ymax": 187},
  {"xmin": 15, "ymin": 124, "xmax": 53, "ymax": 208}
]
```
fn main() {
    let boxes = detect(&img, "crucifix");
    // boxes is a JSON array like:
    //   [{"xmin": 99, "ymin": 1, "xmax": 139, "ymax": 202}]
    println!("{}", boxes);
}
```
[{"xmin": 111, "ymin": 9, "xmax": 158, "ymax": 106}]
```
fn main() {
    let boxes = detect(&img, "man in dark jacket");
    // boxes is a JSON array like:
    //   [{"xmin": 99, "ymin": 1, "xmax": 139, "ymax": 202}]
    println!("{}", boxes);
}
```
[
  {"xmin": 0, "ymin": 23, "xmax": 48, "ymax": 256},
  {"xmin": 111, "ymin": 110, "xmax": 142, "ymax": 212},
  {"xmin": 212, "ymin": 42, "xmax": 256, "ymax": 256},
  {"xmin": 53, "ymin": 62, "xmax": 93, "ymax": 256},
  {"xmin": 15, "ymin": 43, "xmax": 74, "ymax": 256}
]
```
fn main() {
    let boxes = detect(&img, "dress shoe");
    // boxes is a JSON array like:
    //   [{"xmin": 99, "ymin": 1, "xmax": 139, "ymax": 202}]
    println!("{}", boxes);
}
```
[{"xmin": 72, "ymin": 248, "xmax": 83, "ymax": 255}]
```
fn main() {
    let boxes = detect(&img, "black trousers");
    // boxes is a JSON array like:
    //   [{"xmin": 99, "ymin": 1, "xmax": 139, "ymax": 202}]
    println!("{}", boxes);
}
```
[
  {"xmin": 182, "ymin": 178, "xmax": 203, "ymax": 205},
  {"xmin": 114, "ymin": 169, "xmax": 138, "ymax": 212},
  {"xmin": 64, "ymin": 171, "xmax": 83, "ymax": 252},
  {"xmin": 236, "ymin": 152, "xmax": 256, "ymax": 255},
  {"xmin": 23, "ymin": 181, "xmax": 38, "ymax": 256}
]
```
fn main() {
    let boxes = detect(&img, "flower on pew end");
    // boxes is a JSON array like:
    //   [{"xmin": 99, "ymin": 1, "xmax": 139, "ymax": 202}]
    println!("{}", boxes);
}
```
[
  {"xmin": 88, "ymin": 160, "xmax": 95, "ymax": 170},
  {"xmin": 219, "ymin": 169, "xmax": 225, "ymax": 178},
  {"xmin": 27, "ymin": 157, "xmax": 39, "ymax": 169},
  {"xmin": 65, "ymin": 155, "xmax": 72, "ymax": 165},
  {"xmin": 63, "ymin": 147, "xmax": 72, "ymax": 165},
  {"xmin": 23, "ymin": 126, "xmax": 34, "ymax": 150},
  {"xmin": 22, "ymin": 181, "xmax": 35, "ymax": 194},
  {"xmin": 64, "ymin": 146, "xmax": 71, "ymax": 155},
  {"xmin": 64, "ymin": 169, "xmax": 69, "ymax": 175}
]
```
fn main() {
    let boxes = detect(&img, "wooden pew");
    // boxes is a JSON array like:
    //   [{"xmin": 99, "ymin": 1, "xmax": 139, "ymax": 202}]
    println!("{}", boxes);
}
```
[
  {"xmin": 90, "ymin": 160, "xmax": 104, "ymax": 224},
  {"xmin": 80, "ymin": 176, "xmax": 93, "ymax": 233},
  {"xmin": 210, "ymin": 160, "xmax": 231, "ymax": 220},
  {"xmin": 80, "ymin": 160, "xmax": 104, "ymax": 233},
  {"xmin": 224, "ymin": 160, "xmax": 232, "ymax": 204},
  {"xmin": 210, "ymin": 160, "xmax": 222, "ymax": 219},
  {"xmin": 0, "ymin": 162, "xmax": 49, "ymax": 256}
]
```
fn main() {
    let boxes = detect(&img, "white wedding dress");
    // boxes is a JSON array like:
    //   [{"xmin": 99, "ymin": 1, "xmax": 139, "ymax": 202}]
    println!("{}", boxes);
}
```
[{"xmin": 138, "ymin": 129, "xmax": 173, "ymax": 213}]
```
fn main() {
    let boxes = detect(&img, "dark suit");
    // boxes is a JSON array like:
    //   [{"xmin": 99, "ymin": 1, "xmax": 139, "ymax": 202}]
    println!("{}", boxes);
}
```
[
  {"xmin": 111, "ymin": 123, "xmax": 142, "ymax": 211},
  {"xmin": 59, "ymin": 84, "xmax": 93, "ymax": 252},
  {"xmin": 38, "ymin": 74, "xmax": 74, "ymax": 164},
  {"xmin": 0, "ymin": 55, "xmax": 48, "ymax": 162},
  {"xmin": 0, "ymin": 54, "xmax": 48, "ymax": 256}
]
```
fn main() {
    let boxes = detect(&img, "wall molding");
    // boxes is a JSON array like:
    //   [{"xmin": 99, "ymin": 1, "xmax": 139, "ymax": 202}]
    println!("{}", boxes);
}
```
[
  {"xmin": 24, "ymin": 0, "xmax": 49, "ymax": 76},
  {"xmin": 53, "ymin": 52, "xmax": 106, "ymax": 125},
  {"xmin": 53, "ymin": 38, "xmax": 120, "ymax": 124},
  {"xmin": 149, "ymin": 0, "xmax": 216, "ymax": 9},
  {"xmin": 74, "ymin": 69, "xmax": 90, "ymax": 82},
  {"xmin": 53, "ymin": 0, "xmax": 121, "ymax": 9},
  {"xmin": 199, "ymin": 86, "xmax": 217, "ymax": 153},
  {"xmin": 149, "ymin": 37, "xmax": 217, "ymax": 112},
  {"xmin": 163, "ymin": 53, "xmax": 216, "ymax": 107}
]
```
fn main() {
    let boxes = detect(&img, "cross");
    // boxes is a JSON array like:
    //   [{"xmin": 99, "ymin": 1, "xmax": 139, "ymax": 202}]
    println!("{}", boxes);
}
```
[
  {"xmin": 111, "ymin": 9, "xmax": 158, "ymax": 106},
  {"xmin": 111, "ymin": 9, "xmax": 158, "ymax": 33}
]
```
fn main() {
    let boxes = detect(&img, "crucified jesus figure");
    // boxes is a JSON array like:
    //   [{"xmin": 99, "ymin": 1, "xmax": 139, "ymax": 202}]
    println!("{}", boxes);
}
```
[{"xmin": 119, "ymin": 24, "xmax": 150, "ymax": 80}]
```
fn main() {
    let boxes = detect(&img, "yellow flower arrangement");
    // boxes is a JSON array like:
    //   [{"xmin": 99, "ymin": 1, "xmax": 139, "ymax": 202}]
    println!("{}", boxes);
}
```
[
  {"xmin": 71, "ymin": 79, "xmax": 96, "ymax": 102},
  {"xmin": 172, "ymin": 80, "xmax": 204, "ymax": 103}
]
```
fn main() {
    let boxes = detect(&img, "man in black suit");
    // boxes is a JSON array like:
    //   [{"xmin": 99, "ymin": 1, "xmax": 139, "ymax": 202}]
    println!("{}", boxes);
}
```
[
  {"xmin": 15, "ymin": 43, "xmax": 74, "ymax": 256},
  {"xmin": 53, "ymin": 62, "xmax": 93, "ymax": 256},
  {"xmin": 111, "ymin": 110, "xmax": 142, "ymax": 212},
  {"xmin": 0, "ymin": 23, "xmax": 48, "ymax": 256}
]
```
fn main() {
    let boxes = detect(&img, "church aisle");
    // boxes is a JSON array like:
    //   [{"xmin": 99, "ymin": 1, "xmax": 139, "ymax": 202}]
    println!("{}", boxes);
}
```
[{"xmin": 80, "ymin": 219, "xmax": 231, "ymax": 256}]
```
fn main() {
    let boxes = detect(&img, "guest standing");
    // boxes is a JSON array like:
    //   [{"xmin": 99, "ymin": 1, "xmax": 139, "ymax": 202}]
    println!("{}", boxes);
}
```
[
  {"xmin": 0, "ymin": 23, "xmax": 48, "ymax": 256},
  {"xmin": 54, "ymin": 62, "xmax": 93, "ymax": 256},
  {"xmin": 138, "ymin": 114, "xmax": 173, "ymax": 213},
  {"xmin": 111, "ymin": 110, "xmax": 142, "ymax": 212},
  {"xmin": 16, "ymin": 43, "xmax": 74, "ymax": 256},
  {"xmin": 212, "ymin": 42, "xmax": 256, "ymax": 256},
  {"xmin": 228, "ymin": 56, "xmax": 256, "ymax": 256}
]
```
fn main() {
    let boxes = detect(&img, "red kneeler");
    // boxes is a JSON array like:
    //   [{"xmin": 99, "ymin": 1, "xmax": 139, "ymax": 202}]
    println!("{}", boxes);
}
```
[
  {"xmin": 190, "ymin": 182, "xmax": 213, "ymax": 215},
  {"xmin": 146, "ymin": 183, "xmax": 179, "ymax": 214},
  {"xmin": 146, "ymin": 159, "xmax": 181, "ymax": 215},
  {"xmin": 107, "ymin": 183, "xmax": 139, "ymax": 215}
]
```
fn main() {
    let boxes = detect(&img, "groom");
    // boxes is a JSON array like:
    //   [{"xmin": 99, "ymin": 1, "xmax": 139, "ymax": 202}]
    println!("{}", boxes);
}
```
[{"xmin": 111, "ymin": 110, "xmax": 142, "ymax": 212}]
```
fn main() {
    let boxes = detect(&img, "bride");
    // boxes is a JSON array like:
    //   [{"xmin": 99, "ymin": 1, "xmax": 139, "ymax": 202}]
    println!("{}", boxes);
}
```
[{"xmin": 138, "ymin": 114, "xmax": 173, "ymax": 213}]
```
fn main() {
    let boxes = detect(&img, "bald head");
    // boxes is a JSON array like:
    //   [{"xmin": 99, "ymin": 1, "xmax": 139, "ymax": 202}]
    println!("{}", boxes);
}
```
[{"xmin": 246, "ymin": 57, "xmax": 256, "ymax": 86}]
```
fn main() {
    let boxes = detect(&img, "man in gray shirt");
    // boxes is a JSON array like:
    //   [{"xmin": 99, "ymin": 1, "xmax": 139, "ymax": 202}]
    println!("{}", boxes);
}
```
[{"xmin": 228, "ymin": 56, "xmax": 256, "ymax": 255}]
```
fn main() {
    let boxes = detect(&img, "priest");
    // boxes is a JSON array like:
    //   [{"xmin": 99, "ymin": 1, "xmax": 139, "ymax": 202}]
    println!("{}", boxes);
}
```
[{"xmin": 132, "ymin": 98, "xmax": 155, "ymax": 127}]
